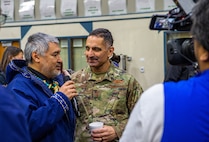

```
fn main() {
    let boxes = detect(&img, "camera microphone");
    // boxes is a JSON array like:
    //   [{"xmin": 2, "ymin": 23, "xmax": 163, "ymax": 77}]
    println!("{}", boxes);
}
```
[{"xmin": 63, "ymin": 75, "xmax": 81, "ymax": 117}]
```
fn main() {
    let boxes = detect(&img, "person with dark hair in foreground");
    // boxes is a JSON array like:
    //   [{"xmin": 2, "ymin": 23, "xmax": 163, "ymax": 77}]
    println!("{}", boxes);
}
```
[{"xmin": 120, "ymin": 0, "xmax": 209, "ymax": 141}]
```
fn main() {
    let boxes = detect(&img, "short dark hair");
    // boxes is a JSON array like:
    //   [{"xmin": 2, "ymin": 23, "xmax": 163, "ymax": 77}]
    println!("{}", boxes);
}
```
[
  {"xmin": 89, "ymin": 28, "xmax": 114, "ymax": 47},
  {"xmin": 191, "ymin": 0, "xmax": 209, "ymax": 51}
]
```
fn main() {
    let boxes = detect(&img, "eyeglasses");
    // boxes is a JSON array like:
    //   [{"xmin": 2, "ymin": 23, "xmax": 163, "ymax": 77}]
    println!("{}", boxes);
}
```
[{"xmin": 0, "ymin": 14, "xmax": 7, "ymax": 25}]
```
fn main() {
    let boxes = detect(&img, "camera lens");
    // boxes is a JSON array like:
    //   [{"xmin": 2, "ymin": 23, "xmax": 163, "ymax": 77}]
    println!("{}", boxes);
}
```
[{"xmin": 181, "ymin": 39, "xmax": 196, "ymax": 62}]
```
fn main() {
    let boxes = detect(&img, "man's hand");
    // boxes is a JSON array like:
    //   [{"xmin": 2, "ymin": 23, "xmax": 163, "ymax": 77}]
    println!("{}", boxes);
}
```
[
  {"xmin": 59, "ymin": 81, "xmax": 77, "ymax": 100},
  {"xmin": 91, "ymin": 125, "xmax": 118, "ymax": 142}
]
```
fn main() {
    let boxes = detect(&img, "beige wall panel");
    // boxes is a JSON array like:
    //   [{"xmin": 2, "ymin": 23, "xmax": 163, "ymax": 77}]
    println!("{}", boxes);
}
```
[
  {"xmin": 0, "ymin": 27, "xmax": 21, "ymax": 39},
  {"xmin": 20, "ymin": 23, "xmax": 89, "ymax": 51}
]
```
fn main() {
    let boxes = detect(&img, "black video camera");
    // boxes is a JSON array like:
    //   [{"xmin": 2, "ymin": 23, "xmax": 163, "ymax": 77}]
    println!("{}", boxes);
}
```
[
  {"xmin": 149, "ymin": 13, "xmax": 192, "ymax": 31},
  {"xmin": 149, "ymin": 0, "xmax": 198, "ymax": 66},
  {"xmin": 167, "ymin": 38, "xmax": 196, "ymax": 65},
  {"xmin": 149, "ymin": 0, "xmax": 197, "ymax": 31}
]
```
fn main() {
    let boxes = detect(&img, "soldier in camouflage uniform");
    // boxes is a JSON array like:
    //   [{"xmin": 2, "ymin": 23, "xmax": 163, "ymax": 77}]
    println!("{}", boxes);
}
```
[{"xmin": 71, "ymin": 28, "xmax": 143, "ymax": 142}]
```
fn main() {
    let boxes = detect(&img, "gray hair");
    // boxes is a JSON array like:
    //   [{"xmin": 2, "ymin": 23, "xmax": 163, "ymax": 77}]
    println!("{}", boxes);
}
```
[
  {"xmin": 191, "ymin": 0, "xmax": 209, "ymax": 51},
  {"xmin": 24, "ymin": 32, "xmax": 59, "ymax": 63}
]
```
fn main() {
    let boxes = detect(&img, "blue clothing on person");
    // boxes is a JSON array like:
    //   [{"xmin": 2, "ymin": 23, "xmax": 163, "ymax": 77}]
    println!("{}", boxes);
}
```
[
  {"xmin": 120, "ymin": 69, "xmax": 209, "ymax": 142},
  {"xmin": 162, "ymin": 69, "xmax": 209, "ymax": 142},
  {"xmin": 6, "ymin": 59, "xmax": 76, "ymax": 142},
  {"xmin": 112, "ymin": 61, "xmax": 119, "ymax": 67},
  {"xmin": 0, "ymin": 86, "xmax": 31, "ymax": 142}
]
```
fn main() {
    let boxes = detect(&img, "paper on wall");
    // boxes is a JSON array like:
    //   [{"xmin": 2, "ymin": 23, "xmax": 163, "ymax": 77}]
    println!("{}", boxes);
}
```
[
  {"xmin": 84, "ymin": 0, "xmax": 101, "ymax": 16},
  {"xmin": 60, "ymin": 0, "xmax": 77, "ymax": 17},
  {"xmin": 108, "ymin": 0, "xmax": 127, "ymax": 15},
  {"xmin": 1, "ymin": 0, "xmax": 14, "ymax": 21},
  {"xmin": 40, "ymin": 0, "xmax": 56, "ymax": 19},
  {"xmin": 164, "ymin": 0, "xmax": 176, "ymax": 10},
  {"xmin": 136, "ymin": 0, "xmax": 155, "ymax": 12},
  {"xmin": 19, "ymin": 0, "xmax": 35, "ymax": 20}
]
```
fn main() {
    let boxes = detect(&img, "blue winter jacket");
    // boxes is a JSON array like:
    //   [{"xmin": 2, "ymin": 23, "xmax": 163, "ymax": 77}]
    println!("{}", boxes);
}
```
[
  {"xmin": 6, "ymin": 60, "xmax": 76, "ymax": 142},
  {"xmin": 0, "ymin": 86, "xmax": 31, "ymax": 142}
]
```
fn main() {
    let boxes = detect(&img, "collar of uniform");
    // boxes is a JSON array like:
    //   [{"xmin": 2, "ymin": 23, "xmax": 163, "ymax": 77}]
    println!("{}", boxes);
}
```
[{"xmin": 86, "ymin": 64, "xmax": 116, "ymax": 82}]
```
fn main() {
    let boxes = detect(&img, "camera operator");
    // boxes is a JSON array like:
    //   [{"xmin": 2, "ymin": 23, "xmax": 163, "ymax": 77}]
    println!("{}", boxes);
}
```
[{"xmin": 120, "ymin": 0, "xmax": 209, "ymax": 141}]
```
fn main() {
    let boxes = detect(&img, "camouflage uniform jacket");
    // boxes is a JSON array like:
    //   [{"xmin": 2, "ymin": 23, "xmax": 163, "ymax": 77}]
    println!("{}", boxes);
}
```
[{"xmin": 71, "ymin": 63, "xmax": 143, "ymax": 142}]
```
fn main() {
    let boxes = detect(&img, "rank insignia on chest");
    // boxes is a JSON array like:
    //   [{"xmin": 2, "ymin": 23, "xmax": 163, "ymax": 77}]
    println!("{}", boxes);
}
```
[{"xmin": 113, "ymin": 79, "xmax": 124, "ymax": 84}]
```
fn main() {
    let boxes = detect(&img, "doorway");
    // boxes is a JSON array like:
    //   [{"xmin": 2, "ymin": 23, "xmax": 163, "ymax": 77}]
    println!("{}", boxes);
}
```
[{"xmin": 59, "ymin": 37, "xmax": 87, "ymax": 71}]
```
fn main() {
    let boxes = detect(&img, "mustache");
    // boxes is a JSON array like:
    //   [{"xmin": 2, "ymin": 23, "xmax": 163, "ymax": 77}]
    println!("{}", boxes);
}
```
[{"xmin": 88, "ymin": 56, "xmax": 98, "ymax": 60}]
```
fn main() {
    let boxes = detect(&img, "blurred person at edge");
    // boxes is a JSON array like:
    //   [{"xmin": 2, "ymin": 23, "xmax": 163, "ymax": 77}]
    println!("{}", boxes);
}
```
[
  {"xmin": 120, "ymin": 0, "xmax": 209, "ymax": 142},
  {"xmin": 0, "ymin": 46, "xmax": 23, "ymax": 85},
  {"xmin": 6, "ymin": 32, "xmax": 77, "ymax": 142},
  {"xmin": 110, "ymin": 52, "xmax": 120, "ymax": 67},
  {"xmin": 0, "ymin": 11, "xmax": 31, "ymax": 142},
  {"xmin": 71, "ymin": 28, "xmax": 143, "ymax": 142}
]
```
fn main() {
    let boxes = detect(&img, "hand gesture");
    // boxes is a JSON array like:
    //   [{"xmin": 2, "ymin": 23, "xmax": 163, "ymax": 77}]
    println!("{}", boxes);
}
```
[{"xmin": 59, "ymin": 80, "xmax": 77, "ymax": 100}]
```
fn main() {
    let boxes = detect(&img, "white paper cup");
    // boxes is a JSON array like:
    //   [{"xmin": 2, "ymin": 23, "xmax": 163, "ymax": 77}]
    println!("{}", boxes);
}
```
[{"xmin": 89, "ymin": 122, "xmax": 104, "ymax": 132}]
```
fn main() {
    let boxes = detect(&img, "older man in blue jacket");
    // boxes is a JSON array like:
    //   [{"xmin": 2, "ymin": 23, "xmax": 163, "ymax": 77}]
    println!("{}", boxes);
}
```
[{"xmin": 6, "ymin": 32, "xmax": 77, "ymax": 142}]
